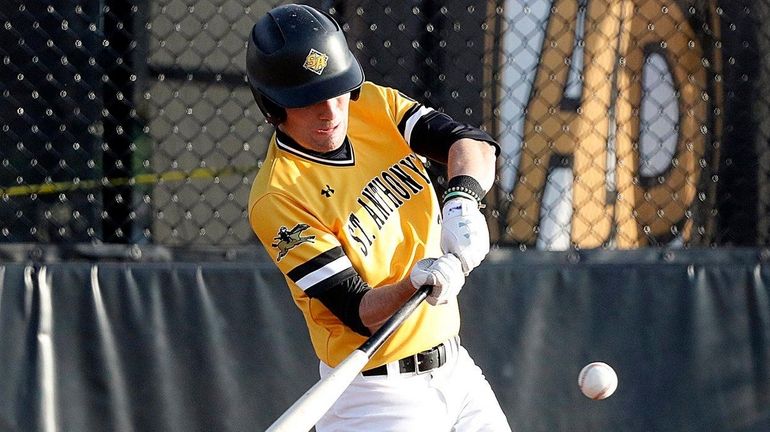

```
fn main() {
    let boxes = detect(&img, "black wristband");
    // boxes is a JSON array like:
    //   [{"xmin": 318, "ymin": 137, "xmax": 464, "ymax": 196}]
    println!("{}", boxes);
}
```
[{"xmin": 442, "ymin": 175, "xmax": 485, "ymax": 205}]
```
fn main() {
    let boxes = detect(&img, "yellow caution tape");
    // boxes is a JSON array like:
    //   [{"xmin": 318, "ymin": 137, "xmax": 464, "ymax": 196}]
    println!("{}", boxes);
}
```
[{"xmin": 0, "ymin": 165, "xmax": 260, "ymax": 197}]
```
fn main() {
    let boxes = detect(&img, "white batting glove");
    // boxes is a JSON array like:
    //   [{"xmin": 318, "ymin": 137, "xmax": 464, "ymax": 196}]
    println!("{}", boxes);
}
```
[
  {"xmin": 409, "ymin": 254, "xmax": 465, "ymax": 306},
  {"xmin": 440, "ymin": 198, "xmax": 490, "ymax": 275}
]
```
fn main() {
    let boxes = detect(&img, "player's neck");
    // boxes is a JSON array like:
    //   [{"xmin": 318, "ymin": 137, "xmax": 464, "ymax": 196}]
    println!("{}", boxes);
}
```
[{"xmin": 275, "ymin": 129, "xmax": 352, "ymax": 161}]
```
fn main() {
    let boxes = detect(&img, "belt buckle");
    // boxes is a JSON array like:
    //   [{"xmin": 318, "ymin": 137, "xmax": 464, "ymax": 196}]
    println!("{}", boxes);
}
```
[
  {"xmin": 414, "ymin": 345, "xmax": 440, "ymax": 375},
  {"xmin": 414, "ymin": 351, "xmax": 431, "ymax": 375}
]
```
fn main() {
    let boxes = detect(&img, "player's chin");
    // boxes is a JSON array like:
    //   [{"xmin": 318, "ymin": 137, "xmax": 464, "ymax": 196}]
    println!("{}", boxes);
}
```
[{"xmin": 313, "ymin": 129, "xmax": 346, "ymax": 149}]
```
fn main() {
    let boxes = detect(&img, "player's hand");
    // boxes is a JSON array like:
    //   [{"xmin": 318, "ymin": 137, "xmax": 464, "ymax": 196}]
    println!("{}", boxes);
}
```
[
  {"xmin": 409, "ymin": 254, "xmax": 465, "ymax": 306},
  {"xmin": 440, "ymin": 197, "xmax": 490, "ymax": 275}
]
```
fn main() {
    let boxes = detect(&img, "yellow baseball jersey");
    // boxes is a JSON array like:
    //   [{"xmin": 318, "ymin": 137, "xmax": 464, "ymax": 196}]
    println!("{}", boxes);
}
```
[{"xmin": 249, "ymin": 82, "xmax": 459, "ymax": 368}]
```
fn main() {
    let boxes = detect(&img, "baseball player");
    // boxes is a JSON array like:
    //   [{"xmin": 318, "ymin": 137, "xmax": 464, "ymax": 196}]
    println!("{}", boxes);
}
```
[{"xmin": 246, "ymin": 4, "xmax": 511, "ymax": 431}]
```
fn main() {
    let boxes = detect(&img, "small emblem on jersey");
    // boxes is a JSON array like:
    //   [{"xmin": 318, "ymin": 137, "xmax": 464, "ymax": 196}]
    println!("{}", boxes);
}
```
[
  {"xmin": 303, "ymin": 49, "xmax": 329, "ymax": 75},
  {"xmin": 272, "ymin": 224, "xmax": 316, "ymax": 262},
  {"xmin": 321, "ymin": 185, "xmax": 335, "ymax": 197}
]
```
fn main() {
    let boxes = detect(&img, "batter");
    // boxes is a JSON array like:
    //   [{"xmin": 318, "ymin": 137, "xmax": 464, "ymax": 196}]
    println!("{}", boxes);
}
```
[{"xmin": 246, "ymin": 4, "xmax": 511, "ymax": 431}]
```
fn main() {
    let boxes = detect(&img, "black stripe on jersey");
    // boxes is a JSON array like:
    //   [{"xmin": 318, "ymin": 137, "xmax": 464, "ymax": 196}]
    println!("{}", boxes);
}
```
[
  {"xmin": 287, "ymin": 246, "xmax": 346, "ymax": 281},
  {"xmin": 398, "ymin": 105, "xmax": 501, "ymax": 163},
  {"xmin": 288, "ymin": 246, "xmax": 372, "ymax": 335},
  {"xmin": 288, "ymin": 246, "xmax": 356, "ymax": 297}
]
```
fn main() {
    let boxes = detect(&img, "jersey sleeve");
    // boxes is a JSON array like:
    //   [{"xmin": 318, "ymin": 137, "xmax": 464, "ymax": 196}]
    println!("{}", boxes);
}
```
[
  {"xmin": 249, "ymin": 192, "xmax": 357, "ymax": 298},
  {"xmin": 380, "ymin": 85, "xmax": 500, "ymax": 163}
]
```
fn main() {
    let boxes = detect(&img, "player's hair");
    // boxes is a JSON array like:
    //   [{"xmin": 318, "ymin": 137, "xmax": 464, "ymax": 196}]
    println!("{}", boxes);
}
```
[{"xmin": 246, "ymin": 4, "xmax": 365, "ymax": 125}]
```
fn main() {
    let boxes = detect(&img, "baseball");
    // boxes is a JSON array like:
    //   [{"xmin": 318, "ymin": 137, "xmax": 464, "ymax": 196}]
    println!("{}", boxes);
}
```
[{"xmin": 578, "ymin": 362, "xmax": 618, "ymax": 400}]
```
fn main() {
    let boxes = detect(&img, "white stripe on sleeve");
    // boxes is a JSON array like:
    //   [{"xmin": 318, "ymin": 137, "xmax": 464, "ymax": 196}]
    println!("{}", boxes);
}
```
[
  {"xmin": 295, "ymin": 255, "xmax": 353, "ymax": 291},
  {"xmin": 403, "ymin": 106, "xmax": 433, "ymax": 145}
]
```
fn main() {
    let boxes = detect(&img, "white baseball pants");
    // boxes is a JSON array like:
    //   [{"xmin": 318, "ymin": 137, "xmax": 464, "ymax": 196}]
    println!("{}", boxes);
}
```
[{"xmin": 315, "ymin": 337, "xmax": 512, "ymax": 431}]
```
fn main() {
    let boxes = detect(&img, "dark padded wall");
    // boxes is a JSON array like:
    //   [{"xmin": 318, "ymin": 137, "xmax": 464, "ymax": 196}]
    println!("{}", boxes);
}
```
[{"xmin": 1, "ymin": 249, "xmax": 769, "ymax": 431}]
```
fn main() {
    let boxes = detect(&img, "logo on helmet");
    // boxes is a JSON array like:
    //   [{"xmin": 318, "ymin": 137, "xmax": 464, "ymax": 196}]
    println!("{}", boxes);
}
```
[{"xmin": 303, "ymin": 49, "xmax": 329, "ymax": 75}]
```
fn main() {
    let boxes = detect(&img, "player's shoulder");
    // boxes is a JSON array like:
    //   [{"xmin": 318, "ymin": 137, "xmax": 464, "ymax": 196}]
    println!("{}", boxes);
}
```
[
  {"xmin": 352, "ymin": 82, "xmax": 417, "ymax": 122},
  {"xmin": 248, "ymin": 141, "xmax": 293, "ymax": 206},
  {"xmin": 247, "ymin": 175, "xmax": 298, "ymax": 228},
  {"xmin": 357, "ymin": 81, "xmax": 415, "ymax": 104}
]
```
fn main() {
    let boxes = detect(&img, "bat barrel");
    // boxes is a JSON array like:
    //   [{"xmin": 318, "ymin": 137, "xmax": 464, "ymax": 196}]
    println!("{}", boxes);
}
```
[
  {"xmin": 265, "ymin": 351, "xmax": 369, "ymax": 432},
  {"xmin": 264, "ymin": 285, "xmax": 431, "ymax": 431}
]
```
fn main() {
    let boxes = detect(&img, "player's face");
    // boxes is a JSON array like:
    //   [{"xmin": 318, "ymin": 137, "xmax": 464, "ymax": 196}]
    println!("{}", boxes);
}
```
[{"xmin": 280, "ymin": 93, "xmax": 350, "ymax": 153}]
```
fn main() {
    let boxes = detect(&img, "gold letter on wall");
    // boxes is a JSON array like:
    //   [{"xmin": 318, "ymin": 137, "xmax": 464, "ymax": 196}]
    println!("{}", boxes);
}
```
[{"xmin": 503, "ymin": 0, "xmax": 719, "ymax": 248}]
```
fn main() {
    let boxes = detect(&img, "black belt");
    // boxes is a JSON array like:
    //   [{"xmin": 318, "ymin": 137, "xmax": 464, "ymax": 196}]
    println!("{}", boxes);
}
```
[{"xmin": 362, "ymin": 342, "xmax": 447, "ymax": 376}]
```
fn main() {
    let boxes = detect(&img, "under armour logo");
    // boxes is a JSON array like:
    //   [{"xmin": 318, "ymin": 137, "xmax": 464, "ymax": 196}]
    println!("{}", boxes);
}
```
[{"xmin": 321, "ymin": 185, "xmax": 334, "ymax": 197}]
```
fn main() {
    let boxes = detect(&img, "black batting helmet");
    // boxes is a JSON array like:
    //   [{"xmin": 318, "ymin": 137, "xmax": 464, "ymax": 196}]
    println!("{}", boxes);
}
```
[{"xmin": 246, "ymin": 4, "xmax": 365, "ymax": 124}]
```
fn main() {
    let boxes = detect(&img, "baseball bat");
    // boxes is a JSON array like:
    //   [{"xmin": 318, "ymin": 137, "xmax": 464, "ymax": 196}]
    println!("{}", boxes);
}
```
[{"xmin": 264, "ymin": 285, "xmax": 432, "ymax": 432}]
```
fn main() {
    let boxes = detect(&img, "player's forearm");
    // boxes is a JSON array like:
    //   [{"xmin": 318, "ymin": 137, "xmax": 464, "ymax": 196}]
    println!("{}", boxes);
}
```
[
  {"xmin": 447, "ymin": 138, "xmax": 497, "ymax": 193},
  {"xmin": 358, "ymin": 279, "xmax": 417, "ymax": 333}
]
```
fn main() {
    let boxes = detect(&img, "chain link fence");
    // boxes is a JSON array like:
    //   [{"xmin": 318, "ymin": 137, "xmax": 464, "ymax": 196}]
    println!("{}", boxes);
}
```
[{"xmin": 1, "ymin": 0, "xmax": 769, "ymax": 249}]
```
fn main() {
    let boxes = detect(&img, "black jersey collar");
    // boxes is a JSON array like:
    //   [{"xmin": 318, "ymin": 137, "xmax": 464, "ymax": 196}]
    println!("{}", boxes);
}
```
[{"xmin": 275, "ymin": 129, "xmax": 355, "ymax": 166}]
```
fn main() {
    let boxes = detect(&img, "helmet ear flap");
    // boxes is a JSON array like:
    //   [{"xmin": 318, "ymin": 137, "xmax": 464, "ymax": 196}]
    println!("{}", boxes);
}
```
[
  {"xmin": 250, "ymin": 87, "xmax": 286, "ymax": 125},
  {"xmin": 351, "ymin": 87, "xmax": 361, "ymax": 101}
]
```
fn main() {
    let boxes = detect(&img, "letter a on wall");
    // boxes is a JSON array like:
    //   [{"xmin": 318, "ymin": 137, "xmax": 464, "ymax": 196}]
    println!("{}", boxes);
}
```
[{"xmin": 500, "ymin": 0, "xmax": 722, "ymax": 249}]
